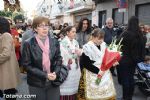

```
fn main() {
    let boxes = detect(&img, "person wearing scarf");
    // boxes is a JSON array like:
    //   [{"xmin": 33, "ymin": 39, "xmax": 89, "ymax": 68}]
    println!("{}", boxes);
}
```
[
  {"xmin": 60, "ymin": 26, "xmax": 82, "ymax": 100},
  {"xmin": 22, "ymin": 16, "xmax": 67, "ymax": 100}
]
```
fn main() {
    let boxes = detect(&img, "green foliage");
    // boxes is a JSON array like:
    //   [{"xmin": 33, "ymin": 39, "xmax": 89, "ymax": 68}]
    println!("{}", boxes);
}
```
[
  {"xmin": 13, "ymin": 14, "xmax": 25, "ymax": 23},
  {"xmin": 95, "ymin": 77, "xmax": 101, "ymax": 85},
  {"xmin": 0, "ymin": 10, "xmax": 12, "ymax": 18},
  {"xmin": 108, "ymin": 37, "xmax": 123, "ymax": 52},
  {"xmin": 0, "ymin": 10, "xmax": 25, "ymax": 23}
]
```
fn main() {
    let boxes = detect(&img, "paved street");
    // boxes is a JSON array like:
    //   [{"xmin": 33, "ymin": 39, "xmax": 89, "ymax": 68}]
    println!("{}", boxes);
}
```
[
  {"xmin": 113, "ymin": 76, "xmax": 147, "ymax": 100},
  {"xmin": 16, "ymin": 73, "xmax": 148, "ymax": 100}
]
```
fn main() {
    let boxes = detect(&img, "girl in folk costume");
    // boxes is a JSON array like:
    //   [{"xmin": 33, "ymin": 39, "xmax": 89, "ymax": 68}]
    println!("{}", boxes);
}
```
[
  {"xmin": 60, "ymin": 26, "xmax": 82, "ymax": 100},
  {"xmin": 77, "ymin": 28, "xmax": 118, "ymax": 100}
]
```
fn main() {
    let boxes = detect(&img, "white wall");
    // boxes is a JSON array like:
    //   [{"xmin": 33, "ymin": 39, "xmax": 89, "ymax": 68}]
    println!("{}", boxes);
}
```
[
  {"xmin": 96, "ymin": 1, "xmax": 116, "ymax": 18},
  {"xmin": 92, "ymin": 10, "xmax": 98, "ymax": 26},
  {"xmin": 0, "ymin": 0, "xmax": 4, "ymax": 10},
  {"xmin": 63, "ymin": 14, "xmax": 74, "ymax": 25},
  {"xmin": 94, "ymin": 0, "xmax": 129, "ymax": 25}
]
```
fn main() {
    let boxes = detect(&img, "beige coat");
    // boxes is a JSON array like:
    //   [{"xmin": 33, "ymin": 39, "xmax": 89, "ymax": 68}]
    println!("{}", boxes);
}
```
[{"xmin": 0, "ymin": 33, "xmax": 21, "ymax": 90}]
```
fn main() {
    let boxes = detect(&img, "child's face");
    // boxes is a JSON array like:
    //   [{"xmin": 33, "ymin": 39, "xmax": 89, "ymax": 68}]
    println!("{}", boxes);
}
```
[
  {"xmin": 145, "ymin": 60, "xmax": 150, "ymax": 64},
  {"xmin": 144, "ymin": 56, "xmax": 150, "ymax": 64},
  {"xmin": 67, "ymin": 27, "xmax": 76, "ymax": 40},
  {"xmin": 95, "ymin": 37, "xmax": 104, "ymax": 45}
]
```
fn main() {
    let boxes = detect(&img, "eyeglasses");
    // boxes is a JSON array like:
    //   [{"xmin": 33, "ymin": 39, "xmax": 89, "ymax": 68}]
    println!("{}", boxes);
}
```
[{"xmin": 38, "ymin": 24, "xmax": 49, "ymax": 28}]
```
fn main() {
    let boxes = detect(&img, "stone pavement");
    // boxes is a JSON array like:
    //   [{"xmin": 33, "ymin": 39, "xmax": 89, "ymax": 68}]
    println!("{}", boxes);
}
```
[{"xmin": 15, "ymin": 73, "xmax": 148, "ymax": 100}]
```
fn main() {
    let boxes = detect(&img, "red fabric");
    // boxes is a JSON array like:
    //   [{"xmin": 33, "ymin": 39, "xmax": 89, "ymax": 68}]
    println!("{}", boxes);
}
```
[
  {"xmin": 11, "ymin": 29, "xmax": 19, "ymax": 36},
  {"xmin": 14, "ymin": 37, "xmax": 20, "ymax": 60},
  {"xmin": 100, "ymin": 48, "xmax": 121, "ymax": 71},
  {"xmin": 15, "ymin": 46, "xmax": 20, "ymax": 60},
  {"xmin": 114, "ymin": 0, "xmax": 128, "ymax": 8},
  {"xmin": 114, "ymin": 0, "xmax": 119, "ymax": 7},
  {"xmin": 11, "ymin": 28, "xmax": 21, "ymax": 61},
  {"xmin": 60, "ymin": 94, "xmax": 76, "ymax": 100}
]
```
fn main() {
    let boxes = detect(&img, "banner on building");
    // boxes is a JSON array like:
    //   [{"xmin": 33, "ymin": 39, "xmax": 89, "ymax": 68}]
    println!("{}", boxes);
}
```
[
  {"xmin": 69, "ymin": 0, "xmax": 74, "ymax": 9},
  {"xmin": 115, "ymin": 0, "xmax": 128, "ymax": 12}
]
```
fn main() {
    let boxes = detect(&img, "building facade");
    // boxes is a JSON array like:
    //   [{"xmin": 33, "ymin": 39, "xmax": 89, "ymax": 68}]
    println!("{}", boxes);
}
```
[
  {"xmin": 65, "ymin": 0, "xmax": 94, "ymax": 25},
  {"xmin": 92, "ymin": 0, "xmax": 150, "ymax": 28},
  {"xmin": 36, "ymin": 0, "xmax": 52, "ymax": 18},
  {"xmin": 92, "ymin": 0, "xmax": 128, "ymax": 28},
  {"xmin": 132, "ymin": 0, "xmax": 150, "ymax": 25},
  {"xmin": 49, "ymin": 0, "xmax": 95, "ymax": 26},
  {"xmin": 36, "ymin": 0, "xmax": 150, "ymax": 27}
]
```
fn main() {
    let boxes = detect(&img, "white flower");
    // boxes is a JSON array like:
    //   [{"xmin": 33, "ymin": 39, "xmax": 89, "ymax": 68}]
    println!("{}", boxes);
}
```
[{"xmin": 108, "ymin": 37, "xmax": 123, "ymax": 53}]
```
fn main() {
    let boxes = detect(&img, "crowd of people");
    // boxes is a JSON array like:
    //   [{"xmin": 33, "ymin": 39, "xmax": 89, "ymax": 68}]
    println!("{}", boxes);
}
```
[{"xmin": 0, "ymin": 15, "xmax": 150, "ymax": 100}]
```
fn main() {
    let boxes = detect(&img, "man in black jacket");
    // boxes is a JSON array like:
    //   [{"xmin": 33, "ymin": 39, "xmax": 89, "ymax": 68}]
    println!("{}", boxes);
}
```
[{"xmin": 103, "ymin": 18, "xmax": 117, "ymax": 76}]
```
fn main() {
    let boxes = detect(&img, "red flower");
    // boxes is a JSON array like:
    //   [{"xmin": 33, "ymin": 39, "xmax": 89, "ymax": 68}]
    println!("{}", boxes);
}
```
[
  {"xmin": 95, "ymin": 48, "xmax": 121, "ymax": 85},
  {"xmin": 97, "ymin": 74, "xmax": 102, "ymax": 78},
  {"xmin": 100, "ymin": 48, "xmax": 121, "ymax": 71},
  {"xmin": 95, "ymin": 74, "xmax": 102, "ymax": 85}
]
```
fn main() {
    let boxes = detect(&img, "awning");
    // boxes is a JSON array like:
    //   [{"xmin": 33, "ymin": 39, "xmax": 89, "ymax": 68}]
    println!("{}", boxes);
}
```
[
  {"xmin": 55, "ymin": 13, "xmax": 64, "ymax": 17},
  {"xmin": 65, "ymin": 5, "xmax": 93, "ymax": 14},
  {"xmin": 49, "ymin": 16, "xmax": 56, "ymax": 20}
]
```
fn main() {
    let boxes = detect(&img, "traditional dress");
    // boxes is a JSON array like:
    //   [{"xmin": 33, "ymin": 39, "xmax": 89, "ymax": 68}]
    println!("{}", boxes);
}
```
[
  {"xmin": 77, "ymin": 41, "xmax": 116, "ymax": 100},
  {"xmin": 60, "ymin": 36, "xmax": 81, "ymax": 100}
]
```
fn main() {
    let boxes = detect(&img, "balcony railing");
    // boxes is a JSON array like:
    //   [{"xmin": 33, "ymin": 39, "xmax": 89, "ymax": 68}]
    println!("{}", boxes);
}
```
[
  {"xmin": 50, "ymin": 0, "xmax": 94, "ymax": 17},
  {"xmin": 64, "ymin": 0, "xmax": 93, "ymax": 10}
]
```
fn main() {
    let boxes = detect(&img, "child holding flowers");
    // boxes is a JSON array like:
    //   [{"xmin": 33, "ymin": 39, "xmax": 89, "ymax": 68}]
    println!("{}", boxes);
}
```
[{"xmin": 77, "ymin": 28, "xmax": 119, "ymax": 100}]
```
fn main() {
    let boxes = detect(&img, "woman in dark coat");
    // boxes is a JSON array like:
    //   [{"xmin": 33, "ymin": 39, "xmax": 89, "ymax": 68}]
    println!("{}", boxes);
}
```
[
  {"xmin": 22, "ymin": 16, "xmax": 68, "ymax": 100},
  {"xmin": 117, "ymin": 16, "xmax": 146, "ymax": 100}
]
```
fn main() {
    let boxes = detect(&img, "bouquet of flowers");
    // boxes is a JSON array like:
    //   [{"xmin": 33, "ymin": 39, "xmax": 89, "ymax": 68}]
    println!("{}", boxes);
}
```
[{"xmin": 95, "ymin": 37, "xmax": 123, "ymax": 85}]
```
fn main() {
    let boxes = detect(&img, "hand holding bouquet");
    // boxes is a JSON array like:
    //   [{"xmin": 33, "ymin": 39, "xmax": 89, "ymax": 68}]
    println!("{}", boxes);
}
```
[
  {"xmin": 95, "ymin": 70, "xmax": 105, "ymax": 85},
  {"xmin": 95, "ymin": 37, "xmax": 123, "ymax": 85}
]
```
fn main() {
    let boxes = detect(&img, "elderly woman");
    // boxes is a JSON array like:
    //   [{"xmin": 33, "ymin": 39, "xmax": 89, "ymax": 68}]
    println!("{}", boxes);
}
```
[
  {"xmin": 0, "ymin": 17, "xmax": 21, "ymax": 99},
  {"xmin": 22, "ymin": 16, "xmax": 68, "ymax": 100}
]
